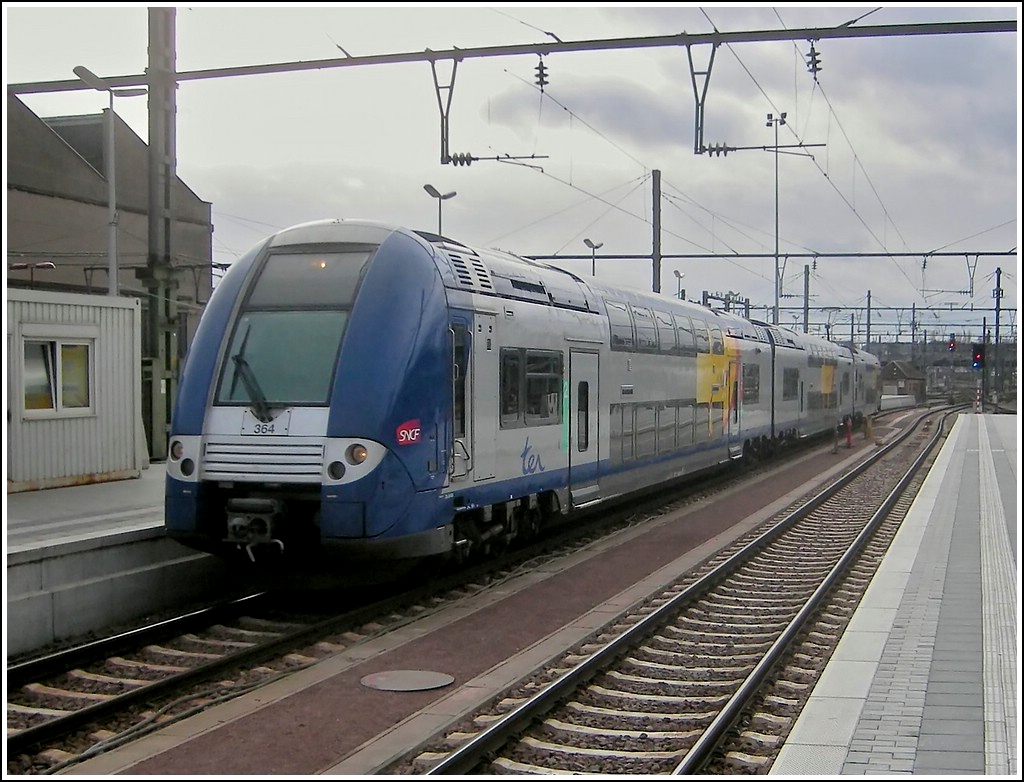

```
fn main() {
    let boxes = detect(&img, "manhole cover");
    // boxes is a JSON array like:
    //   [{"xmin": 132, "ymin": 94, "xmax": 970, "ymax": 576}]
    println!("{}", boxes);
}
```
[{"xmin": 360, "ymin": 670, "xmax": 455, "ymax": 692}]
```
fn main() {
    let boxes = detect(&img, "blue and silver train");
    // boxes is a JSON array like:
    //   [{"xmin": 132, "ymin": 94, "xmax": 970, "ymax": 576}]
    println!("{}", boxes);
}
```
[{"xmin": 165, "ymin": 219, "xmax": 881, "ymax": 571}]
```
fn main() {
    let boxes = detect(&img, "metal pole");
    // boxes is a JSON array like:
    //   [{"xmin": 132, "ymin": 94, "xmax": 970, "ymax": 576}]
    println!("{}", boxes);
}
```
[
  {"xmin": 993, "ymin": 267, "xmax": 1001, "ymax": 397},
  {"xmin": 105, "ymin": 97, "xmax": 118, "ymax": 295},
  {"xmin": 652, "ymin": 168, "xmax": 661, "ymax": 293},
  {"xmin": 774, "ymin": 120, "xmax": 779, "ymax": 325},
  {"xmin": 802, "ymin": 265, "xmax": 809, "ymax": 333}
]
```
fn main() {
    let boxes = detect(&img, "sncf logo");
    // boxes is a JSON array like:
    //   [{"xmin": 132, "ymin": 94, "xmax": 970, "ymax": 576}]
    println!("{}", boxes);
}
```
[{"xmin": 396, "ymin": 419, "xmax": 422, "ymax": 445}]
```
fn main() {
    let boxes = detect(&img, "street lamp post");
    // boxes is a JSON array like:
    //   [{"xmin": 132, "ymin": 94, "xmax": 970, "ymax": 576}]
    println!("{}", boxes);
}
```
[
  {"xmin": 673, "ymin": 269, "xmax": 686, "ymax": 299},
  {"xmin": 423, "ymin": 184, "xmax": 456, "ymax": 236},
  {"xmin": 766, "ymin": 111, "xmax": 787, "ymax": 325},
  {"xmin": 74, "ymin": 66, "xmax": 146, "ymax": 296},
  {"xmin": 9, "ymin": 261, "xmax": 56, "ymax": 285},
  {"xmin": 584, "ymin": 238, "xmax": 603, "ymax": 277}
]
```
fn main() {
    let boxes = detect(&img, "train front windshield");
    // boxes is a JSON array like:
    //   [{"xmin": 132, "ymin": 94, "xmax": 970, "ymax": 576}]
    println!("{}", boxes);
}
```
[{"xmin": 215, "ymin": 245, "xmax": 376, "ymax": 407}]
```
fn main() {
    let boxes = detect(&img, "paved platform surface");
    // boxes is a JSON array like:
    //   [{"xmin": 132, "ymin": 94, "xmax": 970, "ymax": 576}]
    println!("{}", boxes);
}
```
[
  {"xmin": 771, "ymin": 413, "xmax": 1018, "ymax": 776},
  {"xmin": 5, "ymin": 462, "xmax": 165, "ymax": 554}
]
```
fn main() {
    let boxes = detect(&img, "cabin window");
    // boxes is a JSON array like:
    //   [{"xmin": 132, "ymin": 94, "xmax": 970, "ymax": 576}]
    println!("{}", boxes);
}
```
[{"xmin": 22, "ymin": 338, "xmax": 93, "ymax": 416}]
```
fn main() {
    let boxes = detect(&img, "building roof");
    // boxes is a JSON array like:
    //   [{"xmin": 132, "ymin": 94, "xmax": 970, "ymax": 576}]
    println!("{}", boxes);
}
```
[{"xmin": 883, "ymin": 360, "xmax": 927, "ymax": 380}]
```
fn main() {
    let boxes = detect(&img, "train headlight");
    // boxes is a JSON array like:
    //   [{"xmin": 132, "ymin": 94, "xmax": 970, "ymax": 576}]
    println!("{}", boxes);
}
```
[
  {"xmin": 346, "ymin": 443, "xmax": 369, "ymax": 465},
  {"xmin": 322, "ymin": 438, "xmax": 386, "ymax": 485},
  {"xmin": 166, "ymin": 435, "xmax": 201, "ymax": 482}
]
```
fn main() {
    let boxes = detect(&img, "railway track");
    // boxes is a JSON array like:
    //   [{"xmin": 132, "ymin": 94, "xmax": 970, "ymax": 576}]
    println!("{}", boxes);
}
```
[
  {"xmin": 6, "ymin": 410, "xmax": 924, "ymax": 775},
  {"xmin": 384, "ymin": 407, "xmax": 954, "ymax": 775}
]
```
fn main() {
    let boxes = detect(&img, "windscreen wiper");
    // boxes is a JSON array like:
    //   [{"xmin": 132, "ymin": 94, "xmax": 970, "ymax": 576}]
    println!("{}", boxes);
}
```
[
  {"xmin": 229, "ymin": 323, "xmax": 273, "ymax": 422},
  {"xmin": 231, "ymin": 354, "xmax": 273, "ymax": 422}
]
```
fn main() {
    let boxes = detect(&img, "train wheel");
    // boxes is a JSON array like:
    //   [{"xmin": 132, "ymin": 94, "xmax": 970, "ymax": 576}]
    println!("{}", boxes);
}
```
[
  {"xmin": 521, "ymin": 507, "xmax": 542, "ymax": 541},
  {"xmin": 742, "ymin": 440, "xmax": 758, "ymax": 468}
]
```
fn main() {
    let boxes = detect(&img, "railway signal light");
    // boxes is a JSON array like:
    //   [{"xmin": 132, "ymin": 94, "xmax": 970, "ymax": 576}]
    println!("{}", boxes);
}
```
[
  {"xmin": 535, "ymin": 57, "xmax": 548, "ymax": 92},
  {"xmin": 971, "ymin": 343, "xmax": 985, "ymax": 369},
  {"xmin": 947, "ymin": 333, "xmax": 956, "ymax": 352}
]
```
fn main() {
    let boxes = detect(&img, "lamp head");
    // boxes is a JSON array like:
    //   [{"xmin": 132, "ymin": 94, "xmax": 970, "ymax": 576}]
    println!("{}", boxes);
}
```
[{"xmin": 74, "ymin": 65, "xmax": 108, "ymax": 91}]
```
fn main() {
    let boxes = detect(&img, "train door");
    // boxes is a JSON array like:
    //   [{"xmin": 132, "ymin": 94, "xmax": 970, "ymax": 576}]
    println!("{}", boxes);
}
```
[
  {"xmin": 727, "ymin": 355, "xmax": 738, "ymax": 441},
  {"xmin": 472, "ymin": 312, "xmax": 497, "ymax": 481},
  {"xmin": 449, "ymin": 311, "xmax": 497, "ymax": 485},
  {"xmin": 569, "ymin": 350, "xmax": 600, "ymax": 507},
  {"xmin": 449, "ymin": 319, "xmax": 471, "ymax": 481}
]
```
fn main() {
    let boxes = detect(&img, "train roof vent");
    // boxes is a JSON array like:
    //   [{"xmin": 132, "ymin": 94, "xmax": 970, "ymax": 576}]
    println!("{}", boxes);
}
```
[
  {"xmin": 753, "ymin": 321, "xmax": 800, "ymax": 349},
  {"xmin": 446, "ymin": 250, "xmax": 495, "ymax": 293}
]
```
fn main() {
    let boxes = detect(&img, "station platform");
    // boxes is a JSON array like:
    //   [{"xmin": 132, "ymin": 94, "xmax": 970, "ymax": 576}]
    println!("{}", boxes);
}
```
[
  {"xmin": 771, "ymin": 412, "xmax": 1018, "ymax": 776},
  {"xmin": 6, "ymin": 462, "xmax": 165, "ymax": 554}
]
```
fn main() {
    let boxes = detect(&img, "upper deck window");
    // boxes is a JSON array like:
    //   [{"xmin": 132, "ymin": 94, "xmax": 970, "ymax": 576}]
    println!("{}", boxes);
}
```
[{"xmin": 246, "ymin": 244, "xmax": 377, "ymax": 308}]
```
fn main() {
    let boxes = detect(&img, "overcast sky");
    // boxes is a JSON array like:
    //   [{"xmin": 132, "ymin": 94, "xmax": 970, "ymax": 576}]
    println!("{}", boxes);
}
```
[{"xmin": 4, "ymin": 4, "xmax": 1020, "ymax": 343}]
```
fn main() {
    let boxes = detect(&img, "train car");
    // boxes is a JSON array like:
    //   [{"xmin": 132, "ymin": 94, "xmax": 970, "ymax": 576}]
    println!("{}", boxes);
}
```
[{"xmin": 165, "ymin": 219, "xmax": 881, "ymax": 574}]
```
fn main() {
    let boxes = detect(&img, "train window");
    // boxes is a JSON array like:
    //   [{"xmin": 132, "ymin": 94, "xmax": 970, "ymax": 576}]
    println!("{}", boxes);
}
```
[
  {"xmin": 692, "ymin": 319, "xmax": 710, "ymax": 354},
  {"xmin": 246, "ymin": 246, "xmax": 376, "ymax": 307},
  {"xmin": 609, "ymin": 404, "xmax": 623, "ymax": 465},
  {"xmin": 452, "ymin": 324, "xmax": 468, "ymax": 439},
  {"xmin": 782, "ymin": 368, "xmax": 799, "ymax": 401},
  {"xmin": 710, "ymin": 402, "xmax": 725, "ymax": 439},
  {"xmin": 631, "ymin": 306, "xmax": 658, "ymax": 353},
  {"xmin": 577, "ymin": 382, "xmax": 589, "ymax": 452},
  {"xmin": 524, "ymin": 351, "xmax": 563, "ymax": 425},
  {"xmin": 621, "ymin": 405, "xmax": 635, "ymax": 462},
  {"xmin": 674, "ymin": 315, "xmax": 697, "ymax": 357},
  {"xmin": 694, "ymin": 403, "xmax": 710, "ymax": 441},
  {"xmin": 609, "ymin": 403, "xmax": 636, "ymax": 464},
  {"xmin": 657, "ymin": 403, "xmax": 676, "ymax": 452},
  {"xmin": 500, "ymin": 348, "xmax": 563, "ymax": 428},
  {"xmin": 678, "ymin": 403, "xmax": 694, "ymax": 446},
  {"xmin": 216, "ymin": 310, "xmax": 347, "ymax": 405},
  {"xmin": 742, "ymin": 364, "xmax": 760, "ymax": 403},
  {"xmin": 709, "ymin": 326, "xmax": 725, "ymax": 355},
  {"xmin": 499, "ymin": 349, "xmax": 521, "ymax": 428},
  {"xmin": 654, "ymin": 311, "xmax": 676, "ymax": 354},
  {"xmin": 605, "ymin": 300, "xmax": 634, "ymax": 351},
  {"xmin": 635, "ymin": 404, "xmax": 657, "ymax": 458},
  {"xmin": 841, "ymin": 371, "xmax": 851, "ymax": 396}
]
